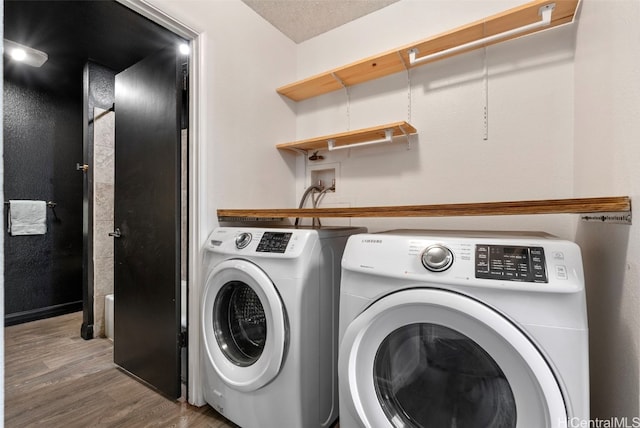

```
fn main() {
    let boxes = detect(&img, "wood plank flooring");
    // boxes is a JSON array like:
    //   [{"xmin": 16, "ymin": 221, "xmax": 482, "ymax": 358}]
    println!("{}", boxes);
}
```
[{"xmin": 5, "ymin": 311, "xmax": 237, "ymax": 427}]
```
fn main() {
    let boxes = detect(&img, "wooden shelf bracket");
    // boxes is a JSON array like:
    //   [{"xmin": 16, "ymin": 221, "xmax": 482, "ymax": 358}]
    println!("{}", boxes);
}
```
[
  {"xmin": 408, "ymin": 3, "xmax": 556, "ymax": 66},
  {"xmin": 276, "ymin": 121, "xmax": 418, "ymax": 153},
  {"xmin": 218, "ymin": 196, "xmax": 632, "ymax": 225},
  {"xmin": 276, "ymin": 0, "xmax": 580, "ymax": 102}
]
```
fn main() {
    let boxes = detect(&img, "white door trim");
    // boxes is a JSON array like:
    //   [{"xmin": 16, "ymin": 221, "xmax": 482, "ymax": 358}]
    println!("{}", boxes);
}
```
[{"xmin": 116, "ymin": 0, "xmax": 205, "ymax": 406}]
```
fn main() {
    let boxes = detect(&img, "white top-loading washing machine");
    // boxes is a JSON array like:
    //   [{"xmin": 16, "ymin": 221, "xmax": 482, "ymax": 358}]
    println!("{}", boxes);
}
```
[
  {"xmin": 338, "ymin": 230, "xmax": 589, "ymax": 428},
  {"xmin": 201, "ymin": 226, "xmax": 366, "ymax": 428}
]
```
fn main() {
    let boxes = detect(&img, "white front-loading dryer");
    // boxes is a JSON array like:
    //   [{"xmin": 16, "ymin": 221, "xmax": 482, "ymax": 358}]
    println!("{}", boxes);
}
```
[
  {"xmin": 338, "ymin": 230, "xmax": 589, "ymax": 428},
  {"xmin": 201, "ymin": 226, "xmax": 365, "ymax": 428},
  {"xmin": 202, "ymin": 258, "xmax": 287, "ymax": 392}
]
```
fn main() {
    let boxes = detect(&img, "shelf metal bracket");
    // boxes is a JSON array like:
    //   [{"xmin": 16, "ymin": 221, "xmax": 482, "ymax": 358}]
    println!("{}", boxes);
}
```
[
  {"xmin": 581, "ymin": 211, "xmax": 632, "ymax": 225},
  {"xmin": 218, "ymin": 216, "xmax": 286, "ymax": 223},
  {"xmin": 331, "ymin": 72, "xmax": 347, "ymax": 89},
  {"xmin": 398, "ymin": 124, "xmax": 411, "ymax": 150},
  {"xmin": 288, "ymin": 147, "xmax": 308, "ymax": 156}
]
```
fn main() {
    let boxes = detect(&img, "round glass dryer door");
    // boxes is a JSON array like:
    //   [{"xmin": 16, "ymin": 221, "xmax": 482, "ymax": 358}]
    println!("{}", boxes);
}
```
[
  {"xmin": 374, "ymin": 323, "xmax": 516, "ymax": 427},
  {"xmin": 213, "ymin": 281, "xmax": 267, "ymax": 366},
  {"xmin": 339, "ymin": 289, "xmax": 567, "ymax": 428},
  {"xmin": 202, "ymin": 259, "xmax": 287, "ymax": 392}
]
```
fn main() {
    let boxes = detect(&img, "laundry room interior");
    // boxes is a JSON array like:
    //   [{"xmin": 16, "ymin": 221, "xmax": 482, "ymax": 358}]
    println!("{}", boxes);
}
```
[{"xmin": 2, "ymin": 0, "xmax": 639, "ymax": 426}]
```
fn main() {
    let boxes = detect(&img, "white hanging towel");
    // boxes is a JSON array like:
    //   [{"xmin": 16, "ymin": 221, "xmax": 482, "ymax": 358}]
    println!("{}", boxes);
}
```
[{"xmin": 8, "ymin": 200, "xmax": 47, "ymax": 236}]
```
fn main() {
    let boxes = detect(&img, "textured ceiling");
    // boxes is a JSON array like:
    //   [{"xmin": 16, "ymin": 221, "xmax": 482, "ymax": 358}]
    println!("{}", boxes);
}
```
[{"xmin": 242, "ymin": 0, "xmax": 400, "ymax": 43}]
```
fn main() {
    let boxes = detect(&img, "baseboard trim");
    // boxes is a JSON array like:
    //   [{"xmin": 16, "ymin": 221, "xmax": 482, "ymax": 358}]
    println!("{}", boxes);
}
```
[{"xmin": 5, "ymin": 301, "xmax": 83, "ymax": 327}]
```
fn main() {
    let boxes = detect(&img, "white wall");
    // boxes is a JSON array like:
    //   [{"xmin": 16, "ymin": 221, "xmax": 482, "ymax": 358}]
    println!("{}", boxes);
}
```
[
  {"xmin": 144, "ymin": 0, "xmax": 297, "ymax": 405},
  {"xmin": 574, "ymin": 0, "xmax": 640, "ymax": 420},
  {"xmin": 146, "ymin": 0, "xmax": 297, "ymax": 232},
  {"xmin": 293, "ymin": 0, "xmax": 577, "ymax": 237}
]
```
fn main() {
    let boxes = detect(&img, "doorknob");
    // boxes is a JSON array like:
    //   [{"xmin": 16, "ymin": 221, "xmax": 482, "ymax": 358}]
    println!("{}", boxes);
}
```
[
  {"xmin": 76, "ymin": 163, "xmax": 89, "ymax": 172},
  {"xmin": 109, "ymin": 228, "xmax": 122, "ymax": 238}
]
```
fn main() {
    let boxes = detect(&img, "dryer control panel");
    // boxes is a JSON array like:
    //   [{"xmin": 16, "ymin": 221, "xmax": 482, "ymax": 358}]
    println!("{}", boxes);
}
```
[
  {"xmin": 256, "ymin": 232, "xmax": 292, "ymax": 253},
  {"xmin": 475, "ymin": 245, "xmax": 547, "ymax": 283}
]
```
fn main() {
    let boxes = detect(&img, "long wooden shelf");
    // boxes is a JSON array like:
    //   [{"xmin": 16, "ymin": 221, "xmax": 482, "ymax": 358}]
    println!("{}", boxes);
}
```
[
  {"xmin": 276, "ymin": 121, "xmax": 417, "ymax": 152},
  {"xmin": 218, "ymin": 197, "xmax": 631, "ymax": 223},
  {"xmin": 277, "ymin": 0, "xmax": 580, "ymax": 101}
]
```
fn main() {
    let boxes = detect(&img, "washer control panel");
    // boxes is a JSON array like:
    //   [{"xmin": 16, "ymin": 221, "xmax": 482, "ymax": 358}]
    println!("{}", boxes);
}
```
[
  {"xmin": 256, "ymin": 232, "xmax": 292, "ymax": 253},
  {"xmin": 235, "ymin": 232, "xmax": 252, "ymax": 249},
  {"xmin": 421, "ymin": 244, "xmax": 454, "ymax": 272},
  {"xmin": 475, "ymin": 245, "xmax": 547, "ymax": 283}
]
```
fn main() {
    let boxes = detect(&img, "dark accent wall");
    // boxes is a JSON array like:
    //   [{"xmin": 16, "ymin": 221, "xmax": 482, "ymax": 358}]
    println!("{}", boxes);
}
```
[
  {"xmin": 4, "ymin": 78, "xmax": 83, "ymax": 325},
  {"xmin": 3, "ymin": 0, "xmax": 185, "ymax": 329},
  {"xmin": 88, "ymin": 64, "xmax": 116, "ymax": 111}
]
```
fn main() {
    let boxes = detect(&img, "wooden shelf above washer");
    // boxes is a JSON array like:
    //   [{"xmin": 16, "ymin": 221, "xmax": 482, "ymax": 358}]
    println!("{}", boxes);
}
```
[
  {"xmin": 276, "ymin": 0, "xmax": 580, "ymax": 101},
  {"xmin": 218, "ymin": 196, "xmax": 632, "ymax": 224},
  {"xmin": 276, "ymin": 121, "xmax": 417, "ymax": 152}
]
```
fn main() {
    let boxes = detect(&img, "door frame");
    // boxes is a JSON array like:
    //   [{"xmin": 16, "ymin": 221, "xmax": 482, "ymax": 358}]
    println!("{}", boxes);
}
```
[{"xmin": 115, "ymin": 0, "xmax": 204, "ymax": 406}]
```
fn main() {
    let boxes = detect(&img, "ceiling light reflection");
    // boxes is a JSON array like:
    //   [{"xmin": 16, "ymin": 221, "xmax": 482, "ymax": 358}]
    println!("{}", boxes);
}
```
[
  {"xmin": 10, "ymin": 48, "xmax": 27, "ymax": 61},
  {"xmin": 3, "ymin": 39, "xmax": 48, "ymax": 67},
  {"xmin": 179, "ymin": 43, "xmax": 190, "ymax": 55}
]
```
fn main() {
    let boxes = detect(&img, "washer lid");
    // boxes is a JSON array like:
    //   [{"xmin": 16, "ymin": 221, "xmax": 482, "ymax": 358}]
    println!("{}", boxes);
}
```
[
  {"xmin": 202, "ymin": 259, "xmax": 287, "ymax": 392},
  {"xmin": 339, "ymin": 289, "xmax": 566, "ymax": 428}
]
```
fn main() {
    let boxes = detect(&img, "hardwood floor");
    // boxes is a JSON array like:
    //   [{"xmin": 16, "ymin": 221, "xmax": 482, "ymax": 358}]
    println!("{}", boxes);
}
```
[{"xmin": 5, "ymin": 311, "xmax": 237, "ymax": 427}]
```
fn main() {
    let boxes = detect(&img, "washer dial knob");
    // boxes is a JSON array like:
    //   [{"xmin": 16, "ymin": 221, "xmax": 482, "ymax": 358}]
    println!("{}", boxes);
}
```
[
  {"xmin": 421, "ymin": 244, "xmax": 454, "ymax": 272},
  {"xmin": 235, "ymin": 232, "xmax": 252, "ymax": 249}
]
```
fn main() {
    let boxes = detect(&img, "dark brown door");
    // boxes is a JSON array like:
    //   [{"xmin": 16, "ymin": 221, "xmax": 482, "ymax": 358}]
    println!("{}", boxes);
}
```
[{"xmin": 113, "ymin": 46, "xmax": 181, "ymax": 399}]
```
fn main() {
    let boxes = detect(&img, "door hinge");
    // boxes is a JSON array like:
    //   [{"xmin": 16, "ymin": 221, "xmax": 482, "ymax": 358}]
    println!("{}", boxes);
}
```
[{"xmin": 178, "ymin": 330, "xmax": 188, "ymax": 348}]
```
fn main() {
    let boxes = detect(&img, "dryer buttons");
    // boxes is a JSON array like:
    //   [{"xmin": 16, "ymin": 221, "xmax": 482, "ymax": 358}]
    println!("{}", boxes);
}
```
[
  {"xmin": 235, "ymin": 232, "xmax": 252, "ymax": 249},
  {"xmin": 421, "ymin": 245, "xmax": 454, "ymax": 272},
  {"xmin": 555, "ymin": 265, "xmax": 568, "ymax": 280}
]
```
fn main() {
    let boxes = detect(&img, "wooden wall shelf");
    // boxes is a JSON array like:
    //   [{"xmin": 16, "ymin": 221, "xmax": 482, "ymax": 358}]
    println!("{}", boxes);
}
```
[
  {"xmin": 276, "ymin": 121, "xmax": 417, "ymax": 152},
  {"xmin": 277, "ymin": 0, "xmax": 580, "ymax": 101},
  {"xmin": 218, "ymin": 196, "xmax": 632, "ymax": 224}
]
